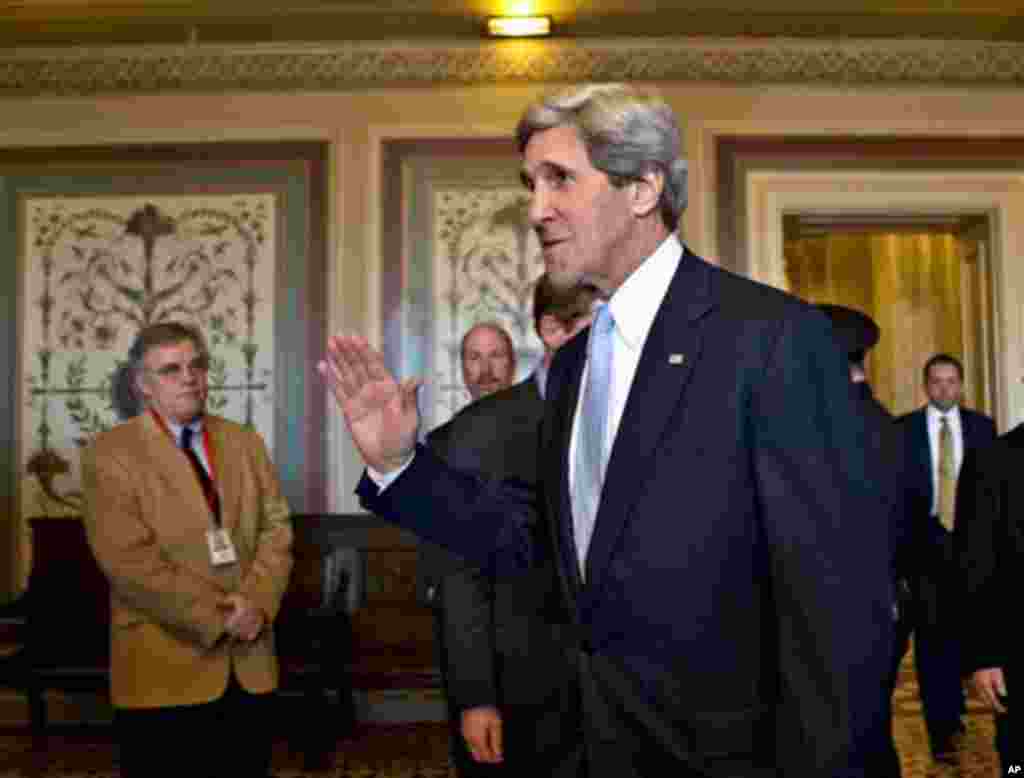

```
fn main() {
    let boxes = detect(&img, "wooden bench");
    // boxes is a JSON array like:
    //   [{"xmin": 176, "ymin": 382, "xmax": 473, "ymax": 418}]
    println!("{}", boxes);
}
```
[{"xmin": 0, "ymin": 514, "xmax": 360, "ymax": 769}]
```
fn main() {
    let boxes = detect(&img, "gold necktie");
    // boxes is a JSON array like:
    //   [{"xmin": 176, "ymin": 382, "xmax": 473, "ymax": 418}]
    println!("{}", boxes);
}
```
[{"xmin": 938, "ymin": 416, "xmax": 956, "ymax": 532}]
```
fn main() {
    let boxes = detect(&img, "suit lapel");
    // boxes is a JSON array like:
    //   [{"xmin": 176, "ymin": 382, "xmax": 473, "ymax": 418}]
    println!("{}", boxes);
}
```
[
  {"xmin": 913, "ymin": 409, "xmax": 934, "ymax": 508},
  {"xmin": 140, "ymin": 412, "xmax": 214, "ymax": 530},
  {"xmin": 583, "ymin": 250, "xmax": 716, "ymax": 592},
  {"xmin": 545, "ymin": 336, "xmax": 587, "ymax": 604},
  {"xmin": 961, "ymin": 409, "xmax": 982, "ymax": 450},
  {"xmin": 204, "ymin": 416, "xmax": 239, "ymax": 533}
]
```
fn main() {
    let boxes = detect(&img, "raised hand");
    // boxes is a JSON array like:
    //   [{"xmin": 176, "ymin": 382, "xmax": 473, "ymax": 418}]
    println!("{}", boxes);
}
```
[{"xmin": 317, "ymin": 333, "xmax": 421, "ymax": 473}]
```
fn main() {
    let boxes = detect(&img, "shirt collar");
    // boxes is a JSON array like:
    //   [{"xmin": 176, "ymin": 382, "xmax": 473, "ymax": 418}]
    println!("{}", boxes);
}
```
[
  {"xmin": 155, "ymin": 411, "xmax": 204, "ymax": 445},
  {"xmin": 606, "ymin": 233, "xmax": 683, "ymax": 352},
  {"xmin": 533, "ymin": 363, "xmax": 549, "ymax": 400},
  {"xmin": 927, "ymin": 403, "xmax": 960, "ymax": 424}
]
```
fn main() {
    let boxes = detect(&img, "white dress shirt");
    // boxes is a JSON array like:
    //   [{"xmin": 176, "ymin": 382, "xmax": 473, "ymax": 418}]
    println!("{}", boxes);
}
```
[
  {"xmin": 566, "ymin": 234, "xmax": 682, "ymax": 488},
  {"xmin": 925, "ymin": 403, "xmax": 963, "ymax": 516}
]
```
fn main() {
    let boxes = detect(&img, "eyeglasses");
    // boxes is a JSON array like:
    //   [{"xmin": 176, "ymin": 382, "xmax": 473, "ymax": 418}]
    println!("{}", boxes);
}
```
[{"xmin": 146, "ymin": 356, "xmax": 210, "ymax": 380}]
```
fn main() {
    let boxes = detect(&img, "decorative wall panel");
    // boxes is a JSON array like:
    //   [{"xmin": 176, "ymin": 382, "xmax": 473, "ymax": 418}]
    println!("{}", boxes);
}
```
[
  {"xmin": 19, "ymin": 194, "xmax": 278, "ymax": 520},
  {"xmin": 430, "ymin": 189, "xmax": 543, "ymax": 425},
  {"xmin": 389, "ymin": 148, "xmax": 545, "ymax": 433}
]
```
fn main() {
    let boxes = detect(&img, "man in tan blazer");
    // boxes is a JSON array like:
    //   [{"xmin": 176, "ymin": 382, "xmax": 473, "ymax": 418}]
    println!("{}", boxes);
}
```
[{"xmin": 82, "ymin": 322, "xmax": 292, "ymax": 778}]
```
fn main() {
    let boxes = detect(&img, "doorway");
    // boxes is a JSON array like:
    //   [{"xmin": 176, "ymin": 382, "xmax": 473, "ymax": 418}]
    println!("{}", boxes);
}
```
[{"xmin": 783, "ymin": 213, "xmax": 994, "ymax": 417}]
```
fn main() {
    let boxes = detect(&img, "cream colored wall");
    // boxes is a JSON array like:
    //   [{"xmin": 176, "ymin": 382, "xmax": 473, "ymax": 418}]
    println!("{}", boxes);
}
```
[{"xmin": 4, "ymin": 82, "xmax": 1024, "ymax": 512}]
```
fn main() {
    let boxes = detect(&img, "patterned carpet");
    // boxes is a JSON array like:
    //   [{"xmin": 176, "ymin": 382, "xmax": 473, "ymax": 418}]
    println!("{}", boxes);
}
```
[{"xmin": 0, "ymin": 665, "xmax": 1004, "ymax": 777}]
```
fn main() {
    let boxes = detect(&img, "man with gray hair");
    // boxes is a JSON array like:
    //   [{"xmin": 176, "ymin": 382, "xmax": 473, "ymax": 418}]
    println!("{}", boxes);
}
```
[
  {"xmin": 322, "ymin": 84, "xmax": 890, "ymax": 777},
  {"xmin": 83, "ymin": 321, "xmax": 292, "ymax": 778}
]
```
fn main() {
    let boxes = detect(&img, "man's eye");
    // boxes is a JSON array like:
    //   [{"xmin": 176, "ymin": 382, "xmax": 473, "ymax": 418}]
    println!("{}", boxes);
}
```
[{"xmin": 546, "ymin": 169, "xmax": 571, "ymax": 188}]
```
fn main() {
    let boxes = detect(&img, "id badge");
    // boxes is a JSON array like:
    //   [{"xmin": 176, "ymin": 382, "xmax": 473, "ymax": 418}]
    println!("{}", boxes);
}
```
[{"xmin": 206, "ymin": 528, "xmax": 238, "ymax": 566}]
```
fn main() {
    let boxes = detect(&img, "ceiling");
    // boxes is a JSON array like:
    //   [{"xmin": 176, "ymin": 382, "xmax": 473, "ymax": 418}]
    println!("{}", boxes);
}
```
[{"xmin": 3, "ymin": 1, "xmax": 1024, "ymax": 49}]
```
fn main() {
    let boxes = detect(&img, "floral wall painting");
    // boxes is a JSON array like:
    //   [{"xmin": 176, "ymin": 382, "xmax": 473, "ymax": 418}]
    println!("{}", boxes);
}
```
[
  {"xmin": 390, "ymin": 144, "xmax": 546, "ymax": 436},
  {"xmin": 430, "ymin": 190, "xmax": 544, "ymax": 426},
  {"xmin": 19, "ymin": 193, "xmax": 277, "ymax": 528}
]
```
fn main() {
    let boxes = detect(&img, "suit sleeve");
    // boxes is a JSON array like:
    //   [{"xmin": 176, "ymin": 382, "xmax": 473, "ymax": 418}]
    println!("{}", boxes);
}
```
[
  {"xmin": 954, "ymin": 443, "xmax": 1008, "ymax": 673},
  {"xmin": 438, "ymin": 564, "xmax": 498, "ymax": 711},
  {"xmin": 236, "ymin": 428, "xmax": 293, "ymax": 623},
  {"xmin": 423, "ymin": 423, "xmax": 499, "ymax": 712},
  {"xmin": 415, "ymin": 425, "xmax": 471, "ymax": 605},
  {"xmin": 751, "ymin": 307, "xmax": 892, "ymax": 777},
  {"xmin": 81, "ymin": 441, "xmax": 227, "ymax": 649},
  {"xmin": 358, "ymin": 446, "xmax": 537, "ymax": 576}
]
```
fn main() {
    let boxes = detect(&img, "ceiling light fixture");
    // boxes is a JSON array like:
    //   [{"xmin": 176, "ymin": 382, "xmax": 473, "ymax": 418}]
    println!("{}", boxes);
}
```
[{"xmin": 486, "ymin": 15, "xmax": 551, "ymax": 38}]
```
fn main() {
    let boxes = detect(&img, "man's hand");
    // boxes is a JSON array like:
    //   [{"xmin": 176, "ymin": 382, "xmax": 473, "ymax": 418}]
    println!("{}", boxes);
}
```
[
  {"xmin": 218, "ymin": 593, "xmax": 265, "ymax": 642},
  {"xmin": 318, "ymin": 334, "xmax": 421, "ymax": 474},
  {"xmin": 972, "ymin": 667, "xmax": 1008, "ymax": 713},
  {"xmin": 461, "ymin": 705, "xmax": 503, "ymax": 764}
]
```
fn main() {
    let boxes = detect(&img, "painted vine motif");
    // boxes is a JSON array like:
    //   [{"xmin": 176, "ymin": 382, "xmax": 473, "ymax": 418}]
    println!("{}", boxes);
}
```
[{"xmin": 430, "ymin": 188, "xmax": 544, "ymax": 426}]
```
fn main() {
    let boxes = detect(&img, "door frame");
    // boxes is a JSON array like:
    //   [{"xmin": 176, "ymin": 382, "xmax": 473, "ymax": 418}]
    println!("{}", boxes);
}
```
[{"xmin": 743, "ymin": 169, "xmax": 1023, "ymax": 430}]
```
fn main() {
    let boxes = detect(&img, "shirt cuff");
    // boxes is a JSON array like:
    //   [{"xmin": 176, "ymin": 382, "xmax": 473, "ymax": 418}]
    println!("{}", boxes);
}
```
[{"xmin": 367, "ymin": 452, "xmax": 416, "ymax": 490}]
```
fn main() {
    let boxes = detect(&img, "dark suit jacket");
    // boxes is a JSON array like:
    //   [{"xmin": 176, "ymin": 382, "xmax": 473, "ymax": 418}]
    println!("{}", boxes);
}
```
[
  {"xmin": 954, "ymin": 423, "xmax": 1024, "ymax": 679},
  {"xmin": 361, "ymin": 248, "xmax": 892, "ymax": 778},
  {"xmin": 417, "ymin": 377, "xmax": 577, "ymax": 770},
  {"xmin": 897, "ymin": 405, "xmax": 996, "ymax": 627},
  {"xmin": 899, "ymin": 405, "xmax": 997, "ymax": 538},
  {"xmin": 854, "ymin": 383, "xmax": 915, "ymax": 584}
]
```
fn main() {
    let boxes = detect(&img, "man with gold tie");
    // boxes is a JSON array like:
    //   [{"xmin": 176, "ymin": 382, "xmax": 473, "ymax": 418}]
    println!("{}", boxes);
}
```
[
  {"xmin": 897, "ymin": 353, "xmax": 995, "ymax": 768},
  {"xmin": 82, "ymin": 322, "xmax": 292, "ymax": 778}
]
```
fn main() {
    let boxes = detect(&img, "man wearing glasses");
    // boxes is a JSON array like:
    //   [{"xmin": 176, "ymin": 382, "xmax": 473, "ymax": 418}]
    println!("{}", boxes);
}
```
[{"xmin": 82, "ymin": 322, "xmax": 292, "ymax": 778}]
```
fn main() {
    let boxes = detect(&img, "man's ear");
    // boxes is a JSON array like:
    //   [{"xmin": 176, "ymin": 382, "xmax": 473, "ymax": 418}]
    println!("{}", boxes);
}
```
[
  {"xmin": 134, "ymin": 371, "xmax": 150, "ymax": 404},
  {"xmin": 537, "ymin": 314, "xmax": 565, "ymax": 351},
  {"xmin": 630, "ymin": 168, "xmax": 664, "ymax": 218}
]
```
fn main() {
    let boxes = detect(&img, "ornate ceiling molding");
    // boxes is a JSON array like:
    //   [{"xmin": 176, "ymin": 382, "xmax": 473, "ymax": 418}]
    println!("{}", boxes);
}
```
[{"xmin": 2, "ymin": 37, "xmax": 1024, "ymax": 97}]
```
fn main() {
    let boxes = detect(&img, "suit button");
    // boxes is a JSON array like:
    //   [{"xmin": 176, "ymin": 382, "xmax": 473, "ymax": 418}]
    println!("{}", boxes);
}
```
[{"xmin": 580, "ymin": 639, "xmax": 594, "ymax": 655}]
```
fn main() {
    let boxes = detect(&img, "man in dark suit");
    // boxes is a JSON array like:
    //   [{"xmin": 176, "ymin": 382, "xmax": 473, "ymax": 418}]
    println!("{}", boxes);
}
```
[
  {"xmin": 897, "ymin": 353, "xmax": 996, "ymax": 765},
  {"xmin": 954, "ymin": 425, "xmax": 1021, "ymax": 773},
  {"xmin": 419, "ymin": 277, "xmax": 597, "ymax": 775},
  {"xmin": 321, "ymin": 83, "xmax": 892, "ymax": 777},
  {"xmin": 418, "ymin": 321, "xmax": 517, "ymax": 618},
  {"xmin": 417, "ymin": 320, "xmax": 517, "ymax": 777},
  {"xmin": 819, "ymin": 304, "xmax": 916, "ymax": 778}
]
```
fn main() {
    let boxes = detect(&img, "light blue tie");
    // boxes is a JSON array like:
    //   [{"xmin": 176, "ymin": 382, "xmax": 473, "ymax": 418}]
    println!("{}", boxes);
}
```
[{"xmin": 573, "ymin": 303, "xmax": 614, "ymax": 571}]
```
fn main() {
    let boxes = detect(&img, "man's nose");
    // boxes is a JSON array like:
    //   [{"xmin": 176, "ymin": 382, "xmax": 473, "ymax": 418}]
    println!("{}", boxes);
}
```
[{"xmin": 527, "ymin": 188, "xmax": 549, "ymax": 225}]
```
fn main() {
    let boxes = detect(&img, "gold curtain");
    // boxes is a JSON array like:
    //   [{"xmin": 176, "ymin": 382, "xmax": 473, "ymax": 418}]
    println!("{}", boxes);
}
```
[{"xmin": 784, "ymin": 230, "xmax": 984, "ymax": 417}]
